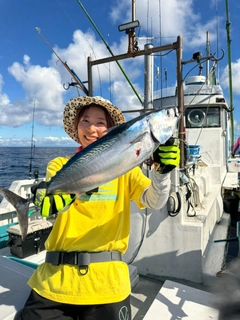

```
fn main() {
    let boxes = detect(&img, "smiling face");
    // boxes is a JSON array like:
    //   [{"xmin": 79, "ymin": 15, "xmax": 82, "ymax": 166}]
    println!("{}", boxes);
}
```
[{"xmin": 76, "ymin": 105, "xmax": 112, "ymax": 148}]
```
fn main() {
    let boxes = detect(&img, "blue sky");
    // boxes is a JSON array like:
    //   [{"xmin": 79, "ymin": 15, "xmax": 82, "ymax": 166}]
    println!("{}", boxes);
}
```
[{"xmin": 0, "ymin": 0, "xmax": 239, "ymax": 147}]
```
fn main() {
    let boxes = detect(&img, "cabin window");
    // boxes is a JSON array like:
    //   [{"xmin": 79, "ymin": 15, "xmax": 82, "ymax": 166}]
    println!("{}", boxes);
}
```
[{"xmin": 185, "ymin": 107, "xmax": 220, "ymax": 128}]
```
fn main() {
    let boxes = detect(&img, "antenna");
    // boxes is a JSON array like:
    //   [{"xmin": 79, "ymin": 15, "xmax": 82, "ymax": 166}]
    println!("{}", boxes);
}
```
[
  {"xmin": 206, "ymin": 31, "xmax": 210, "ymax": 84},
  {"xmin": 159, "ymin": 0, "xmax": 163, "ymax": 105},
  {"xmin": 156, "ymin": 67, "xmax": 159, "ymax": 91},
  {"xmin": 164, "ymin": 68, "xmax": 168, "ymax": 88}
]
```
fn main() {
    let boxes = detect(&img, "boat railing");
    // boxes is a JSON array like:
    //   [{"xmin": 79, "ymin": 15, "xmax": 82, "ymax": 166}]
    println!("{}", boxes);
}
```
[
  {"xmin": 153, "ymin": 87, "xmax": 176, "ymax": 100},
  {"xmin": 184, "ymin": 84, "xmax": 223, "ymax": 96},
  {"xmin": 154, "ymin": 84, "xmax": 224, "ymax": 100}
]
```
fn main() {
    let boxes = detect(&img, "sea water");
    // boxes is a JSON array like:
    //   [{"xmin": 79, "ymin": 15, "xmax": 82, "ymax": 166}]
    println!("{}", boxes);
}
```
[{"xmin": 0, "ymin": 147, "xmax": 76, "ymax": 201}]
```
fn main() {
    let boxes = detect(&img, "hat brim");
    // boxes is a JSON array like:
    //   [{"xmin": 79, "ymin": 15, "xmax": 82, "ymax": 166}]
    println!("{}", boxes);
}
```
[{"xmin": 63, "ymin": 96, "xmax": 126, "ymax": 143}]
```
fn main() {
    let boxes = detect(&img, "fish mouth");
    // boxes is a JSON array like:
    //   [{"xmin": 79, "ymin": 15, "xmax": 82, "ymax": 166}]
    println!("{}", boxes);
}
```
[{"xmin": 150, "ymin": 131, "xmax": 159, "ymax": 143}]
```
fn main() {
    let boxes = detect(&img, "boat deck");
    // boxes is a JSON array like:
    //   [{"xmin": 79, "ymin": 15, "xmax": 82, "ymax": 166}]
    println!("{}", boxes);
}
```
[
  {"xmin": 0, "ymin": 246, "xmax": 162, "ymax": 319},
  {"xmin": 0, "ymin": 246, "xmax": 220, "ymax": 320},
  {"xmin": 0, "ymin": 209, "xmax": 232, "ymax": 320},
  {"xmin": 0, "ymin": 209, "xmax": 232, "ymax": 319}
]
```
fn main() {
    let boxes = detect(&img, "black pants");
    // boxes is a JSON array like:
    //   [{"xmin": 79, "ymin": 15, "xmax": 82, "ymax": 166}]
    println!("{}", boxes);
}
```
[{"xmin": 17, "ymin": 290, "xmax": 131, "ymax": 320}]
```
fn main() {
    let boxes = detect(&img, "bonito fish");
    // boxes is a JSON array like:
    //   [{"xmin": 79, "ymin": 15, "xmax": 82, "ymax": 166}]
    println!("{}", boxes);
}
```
[{"xmin": 0, "ymin": 107, "xmax": 179, "ymax": 240}]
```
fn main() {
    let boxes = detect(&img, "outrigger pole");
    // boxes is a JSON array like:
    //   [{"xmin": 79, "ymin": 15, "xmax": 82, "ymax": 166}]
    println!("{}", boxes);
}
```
[
  {"xmin": 35, "ymin": 27, "xmax": 89, "ymax": 96},
  {"xmin": 225, "ymin": 0, "xmax": 234, "ymax": 150}
]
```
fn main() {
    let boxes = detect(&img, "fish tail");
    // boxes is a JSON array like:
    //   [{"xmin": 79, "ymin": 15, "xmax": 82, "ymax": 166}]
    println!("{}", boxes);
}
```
[{"xmin": 0, "ymin": 188, "xmax": 30, "ymax": 240}]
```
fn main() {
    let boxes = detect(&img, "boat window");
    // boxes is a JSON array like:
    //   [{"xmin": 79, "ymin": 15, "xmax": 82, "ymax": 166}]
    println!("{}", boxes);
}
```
[{"xmin": 185, "ymin": 107, "xmax": 220, "ymax": 128}]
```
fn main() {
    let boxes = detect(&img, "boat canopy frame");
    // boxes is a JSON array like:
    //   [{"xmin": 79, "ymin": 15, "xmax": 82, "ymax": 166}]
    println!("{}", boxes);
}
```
[{"xmin": 86, "ymin": 36, "xmax": 185, "ymax": 169}]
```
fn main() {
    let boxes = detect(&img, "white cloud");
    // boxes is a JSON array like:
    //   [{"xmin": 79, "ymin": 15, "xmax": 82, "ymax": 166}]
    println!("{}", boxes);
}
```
[
  {"xmin": 111, "ymin": 80, "xmax": 143, "ymax": 118},
  {"xmin": 8, "ymin": 56, "xmax": 65, "ymax": 125},
  {"xmin": 110, "ymin": 0, "xmax": 131, "ymax": 24},
  {"xmin": 49, "ymin": 29, "xmax": 128, "ymax": 87},
  {"xmin": 0, "ymin": 0, "xmax": 238, "ymax": 147},
  {"xmin": 0, "ymin": 74, "xmax": 10, "ymax": 106},
  {"xmin": 234, "ymin": 120, "xmax": 240, "ymax": 131},
  {"xmin": 0, "ymin": 28, "xmax": 144, "ymax": 133},
  {"xmin": 110, "ymin": 0, "xmax": 220, "ymax": 49},
  {"xmin": 0, "ymin": 135, "xmax": 77, "ymax": 147},
  {"xmin": 0, "ymin": 1, "xmax": 224, "ymax": 131},
  {"xmin": 220, "ymin": 59, "xmax": 240, "ymax": 95}
]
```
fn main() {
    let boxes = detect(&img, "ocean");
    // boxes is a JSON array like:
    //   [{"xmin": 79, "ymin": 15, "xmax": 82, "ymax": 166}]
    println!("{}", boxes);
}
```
[{"xmin": 0, "ymin": 147, "xmax": 76, "ymax": 200}]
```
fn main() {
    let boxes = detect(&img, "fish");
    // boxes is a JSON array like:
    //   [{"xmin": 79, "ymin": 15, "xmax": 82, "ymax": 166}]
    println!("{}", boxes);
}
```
[{"xmin": 0, "ymin": 107, "xmax": 179, "ymax": 240}]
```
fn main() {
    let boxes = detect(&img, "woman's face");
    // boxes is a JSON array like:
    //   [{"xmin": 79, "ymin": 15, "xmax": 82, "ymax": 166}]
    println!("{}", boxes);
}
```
[{"xmin": 77, "ymin": 105, "xmax": 109, "ymax": 148}]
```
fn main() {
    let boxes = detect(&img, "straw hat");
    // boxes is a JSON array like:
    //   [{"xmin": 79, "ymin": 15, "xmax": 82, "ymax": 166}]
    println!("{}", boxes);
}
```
[{"xmin": 63, "ymin": 96, "xmax": 126, "ymax": 143}]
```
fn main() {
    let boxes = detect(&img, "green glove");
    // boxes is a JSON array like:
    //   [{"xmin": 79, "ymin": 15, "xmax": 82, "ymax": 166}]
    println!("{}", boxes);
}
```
[
  {"xmin": 31, "ymin": 181, "xmax": 47, "ymax": 206},
  {"xmin": 40, "ymin": 193, "xmax": 75, "ymax": 217},
  {"xmin": 31, "ymin": 181, "xmax": 75, "ymax": 217},
  {"xmin": 153, "ymin": 137, "xmax": 180, "ymax": 174}
]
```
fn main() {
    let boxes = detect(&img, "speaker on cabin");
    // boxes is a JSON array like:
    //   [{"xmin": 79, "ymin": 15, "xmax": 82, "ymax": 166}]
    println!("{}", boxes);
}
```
[{"xmin": 187, "ymin": 109, "xmax": 206, "ymax": 127}]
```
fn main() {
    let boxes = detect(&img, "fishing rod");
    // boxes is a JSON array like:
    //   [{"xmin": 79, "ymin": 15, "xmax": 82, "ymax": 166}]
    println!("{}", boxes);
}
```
[
  {"xmin": 35, "ymin": 27, "xmax": 89, "ymax": 96},
  {"xmin": 29, "ymin": 101, "xmax": 36, "ymax": 179},
  {"xmin": 76, "ymin": 0, "xmax": 143, "ymax": 104}
]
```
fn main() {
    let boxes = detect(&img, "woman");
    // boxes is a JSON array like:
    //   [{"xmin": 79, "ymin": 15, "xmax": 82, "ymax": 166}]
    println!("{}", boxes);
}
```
[{"xmin": 19, "ymin": 96, "xmax": 180, "ymax": 320}]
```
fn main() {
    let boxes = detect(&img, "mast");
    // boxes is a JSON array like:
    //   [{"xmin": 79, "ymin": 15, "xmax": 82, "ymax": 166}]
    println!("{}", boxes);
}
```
[
  {"xmin": 132, "ymin": 0, "xmax": 136, "ymax": 25},
  {"xmin": 176, "ymin": 36, "xmax": 184, "ymax": 170},
  {"xmin": 225, "ymin": 0, "xmax": 234, "ymax": 149},
  {"xmin": 144, "ymin": 44, "xmax": 153, "ymax": 110},
  {"xmin": 206, "ymin": 31, "xmax": 210, "ymax": 84}
]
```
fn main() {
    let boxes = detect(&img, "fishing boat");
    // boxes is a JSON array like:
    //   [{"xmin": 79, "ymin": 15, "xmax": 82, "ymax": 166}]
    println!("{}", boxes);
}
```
[{"xmin": 0, "ymin": 2, "xmax": 239, "ymax": 320}]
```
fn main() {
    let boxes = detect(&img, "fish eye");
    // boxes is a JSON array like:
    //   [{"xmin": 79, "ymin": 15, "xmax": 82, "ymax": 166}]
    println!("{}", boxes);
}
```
[{"xmin": 167, "ymin": 108, "xmax": 174, "ymax": 117}]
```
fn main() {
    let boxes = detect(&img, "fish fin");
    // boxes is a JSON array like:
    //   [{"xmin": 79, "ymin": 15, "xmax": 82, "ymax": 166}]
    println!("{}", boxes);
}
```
[
  {"xmin": 130, "ymin": 132, "xmax": 148, "ymax": 145},
  {"xmin": 0, "ymin": 188, "xmax": 30, "ymax": 240},
  {"xmin": 119, "ymin": 132, "xmax": 148, "ymax": 155}
]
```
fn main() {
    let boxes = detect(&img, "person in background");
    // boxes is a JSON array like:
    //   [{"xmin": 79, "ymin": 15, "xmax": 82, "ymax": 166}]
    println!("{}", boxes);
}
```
[{"xmin": 18, "ymin": 96, "xmax": 180, "ymax": 320}]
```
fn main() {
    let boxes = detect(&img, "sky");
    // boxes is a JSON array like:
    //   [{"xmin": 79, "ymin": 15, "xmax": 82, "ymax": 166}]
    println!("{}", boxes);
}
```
[{"xmin": 0, "ymin": 0, "xmax": 240, "ymax": 147}]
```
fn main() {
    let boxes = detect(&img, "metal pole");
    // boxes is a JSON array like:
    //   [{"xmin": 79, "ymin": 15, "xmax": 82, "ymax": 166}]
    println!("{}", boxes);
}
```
[
  {"xmin": 206, "ymin": 31, "xmax": 210, "ymax": 84},
  {"xmin": 225, "ymin": 0, "xmax": 234, "ymax": 150},
  {"xmin": 176, "ymin": 36, "xmax": 184, "ymax": 169},
  {"xmin": 87, "ymin": 56, "xmax": 93, "ymax": 96},
  {"xmin": 144, "ymin": 44, "xmax": 153, "ymax": 110},
  {"xmin": 132, "ymin": 0, "xmax": 136, "ymax": 21},
  {"xmin": 89, "ymin": 42, "xmax": 177, "ymax": 66},
  {"xmin": 131, "ymin": 0, "xmax": 136, "ymax": 52}
]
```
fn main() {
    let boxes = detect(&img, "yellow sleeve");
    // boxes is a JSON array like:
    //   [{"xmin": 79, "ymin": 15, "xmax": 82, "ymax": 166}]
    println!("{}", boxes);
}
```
[
  {"xmin": 128, "ymin": 166, "xmax": 151, "ymax": 208},
  {"xmin": 45, "ymin": 157, "xmax": 69, "ymax": 182}
]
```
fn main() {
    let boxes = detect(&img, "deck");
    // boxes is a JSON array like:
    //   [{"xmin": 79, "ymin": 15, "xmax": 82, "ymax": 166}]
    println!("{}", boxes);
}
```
[{"xmin": 0, "ymin": 246, "xmax": 220, "ymax": 320}]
